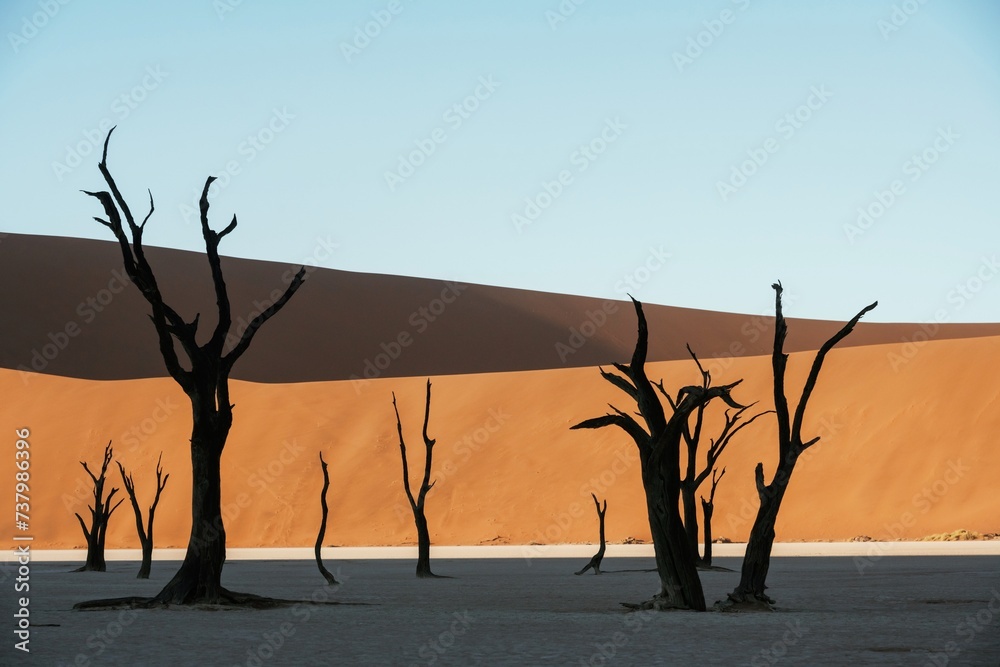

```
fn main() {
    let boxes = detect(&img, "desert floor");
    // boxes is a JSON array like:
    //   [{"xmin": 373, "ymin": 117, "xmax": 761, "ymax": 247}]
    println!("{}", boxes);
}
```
[{"xmin": 3, "ymin": 553, "xmax": 999, "ymax": 666}]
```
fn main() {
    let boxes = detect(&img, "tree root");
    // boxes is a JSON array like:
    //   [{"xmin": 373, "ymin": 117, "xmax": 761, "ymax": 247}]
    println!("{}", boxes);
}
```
[
  {"xmin": 620, "ymin": 596, "xmax": 692, "ymax": 612},
  {"xmin": 73, "ymin": 588, "xmax": 364, "ymax": 611},
  {"xmin": 714, "ymin": 591, "xmax": 776, "ymax": 612}
]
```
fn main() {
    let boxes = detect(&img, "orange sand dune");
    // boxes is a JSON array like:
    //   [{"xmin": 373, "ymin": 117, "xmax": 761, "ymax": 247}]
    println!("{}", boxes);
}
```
[{"xmin": 2, "ymin": 331, "xmax": 997, "ymax": 552}]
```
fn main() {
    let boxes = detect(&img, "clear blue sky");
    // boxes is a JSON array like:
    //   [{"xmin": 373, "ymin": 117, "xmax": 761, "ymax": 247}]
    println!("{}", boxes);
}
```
[{"xmin": 2, "ymin": 0, "xmax": 999, "ymax": 322}]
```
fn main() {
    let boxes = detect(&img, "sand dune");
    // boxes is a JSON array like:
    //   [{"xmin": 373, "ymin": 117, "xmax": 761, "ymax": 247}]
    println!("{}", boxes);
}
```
[
  {"xmin": 2, "ymin": 330, "xmax": 997, "ymax": 552},
  {"xmin": 3, "ymin": 232, "xmax": 1000, "ymax": 383}
]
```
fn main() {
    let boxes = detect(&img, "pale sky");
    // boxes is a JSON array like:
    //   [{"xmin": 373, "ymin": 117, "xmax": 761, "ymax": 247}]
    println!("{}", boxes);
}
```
[{"xmin": 2, "ymin": 0, "xmax": 999, "ymax": 322}]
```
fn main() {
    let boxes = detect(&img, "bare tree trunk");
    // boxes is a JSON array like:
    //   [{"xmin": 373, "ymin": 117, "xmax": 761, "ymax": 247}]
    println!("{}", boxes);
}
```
[
  {"xmin": 575, "ymin": 494, "xmax": 607, "ymax": 575},
  {"xmin": 74, "ymin": 441, "xmax": 123, "ymax": 573},
  {"xmin": 117, "ymin": 453, "xmax": 169, "ymax": 579},
  {"xmin": 394, "ymin": 380, "xmax": 444, "ymax": 579},
  {"xmin": 722, "ymin": 283, "xmax": 876, "ymax": 610},
  {"xmin": 315, "ymin": 452, "xmax": 338, "ymax": 585},
  {"xmin": 643, "ymin": 458, "xmax": 705, "ymax": 610},
  {"xmin": 573, "ymin": 298, "xmax": 746, "ymax": 612},
  {"xmin": 154, "ymin": 431, "xmax": 227, "ymax": 603},
  {"xmin": 414, "ymin": 514, "xmax": 433, "ymax": 578},
  {"xmin": 681, "ymin": 482, "xmax": 699, "ymax": 564},
  {"xmin": 700, "ymin": 467, "xmax": 725, "ymax": 567},
  {"xmin": 732, "ymin": 467, "xmax": 789, "ymax": 603},
  {"xmin": 77, "ymin": 130, "xmax": 306, "ymax": 608}
]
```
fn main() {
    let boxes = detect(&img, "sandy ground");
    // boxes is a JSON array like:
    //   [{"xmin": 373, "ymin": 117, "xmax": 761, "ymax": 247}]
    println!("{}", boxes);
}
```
[{"xmin": 1, "ymin": 555, "xmax": 998, "ymax": 666}]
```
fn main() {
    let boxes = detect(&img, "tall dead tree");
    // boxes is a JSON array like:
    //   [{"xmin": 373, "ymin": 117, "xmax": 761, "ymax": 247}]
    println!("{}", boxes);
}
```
[
  {"xmin": 671, "ymin": 351, "xmax": 770, "ymax": 564},
  {"xmin": 575, "ymin": 494, "xmax": 607, "ymax": 575},
  {"xmin": 315, "ymin": 451, "xmax": 338, "ymax": 585},
  {"xmin": 80, "ymin": 129, "xmax": 306, "ymax": 606},
  {"xmin": 393, "ymin": 379, "xmax": 442, "ymax": 578},
  {"xmin": 723, "ymin": 283, "xmax": 876, "ymax": 609},
  {"xmin": 74, "ymin": 441, "xmax": 123, "ymax": 572},
  {"xmin": 572, "ymin": 298, "xmax": 746, "ymax": 611},
  {"xmin": 699, "ymin": 467, "xmax": 725, "ymax": 567},
  {"xmin": 117, "ymin": 453, "xmax": 169, "ymax": 579}
]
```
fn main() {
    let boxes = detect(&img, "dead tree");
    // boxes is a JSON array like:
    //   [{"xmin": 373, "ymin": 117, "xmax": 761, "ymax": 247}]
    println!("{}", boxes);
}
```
[
  {"xmin": 572, "ymin": 298, "xmax": 746, "ymax": 611},
  {"xmin": 74, "ymin": 441, "xmax": 124, "ymax": 572},
  {"xmin": 723, "ymin": 283, "xmax": 876, "ymax": 610},
  {"xmin": 117, "ymin": 453, "xmax": 169, "ymax": 579},
  {"xmin": 393, "ymin": 379, "xmax": 442, "ymax": 578},
  {"xmin": 315, "ymin": 451, "xmax": 338, "ymax": 585},
  {"xmin": 671, "ymin": 350, "xmax": 770, "ymax": 564},
  {"xmin": 575, "ymin": 494, "xmax": 607, "ymax": 575},
  {"xmin": 699, "ymin": 468, "xmax": 725, "ymax": 567},
  {"xmin": 79, "ymin": 128, "xmax": 306, "ymax": 606}
]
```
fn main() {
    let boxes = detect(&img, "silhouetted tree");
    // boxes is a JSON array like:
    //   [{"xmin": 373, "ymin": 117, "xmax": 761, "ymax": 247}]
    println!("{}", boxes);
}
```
[
  {"xmin": 393, "ymin": 379, "xmax": 442, "ymax": 578},
  {"xmin": 575, "ymin": 494, "xmax": 607, "ymax": 575},
  {"xmin": 669, "ymin": 349, "xmax": 769, "ymax": 564},
  {"xmin": 117, "ymin": 453, "xmax": 169, "ymax": 579},
  {"xmin": 315, "ymin": 451, "xmax": 338, "ymax": 585},
  {"xmin": 723, "ymin": 283, "xmax": 876, "ymax": 609},
  {"xmin": 699, "ymin": 467, "xmax": 725, "ymax": 567},
  {"xmin": 79, "ymin": 129, "xmax": 306, "ymax": 605},
  {"xmin": 74, "ymin": 441, "xmax": 123, "ymax": 572},
  {"xmin": 572, "ymin": 298, "xmax": 746, "ymax": 611}
]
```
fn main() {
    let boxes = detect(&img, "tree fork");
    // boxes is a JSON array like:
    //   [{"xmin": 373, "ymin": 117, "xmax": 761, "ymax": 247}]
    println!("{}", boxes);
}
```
[
  {"xmin": 117, "ymin": 452, "xmax": 169, "ymax": 579},
  {"xmin": 721, "ymin": 283, "xmax": 876, "ymax": 611}
]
